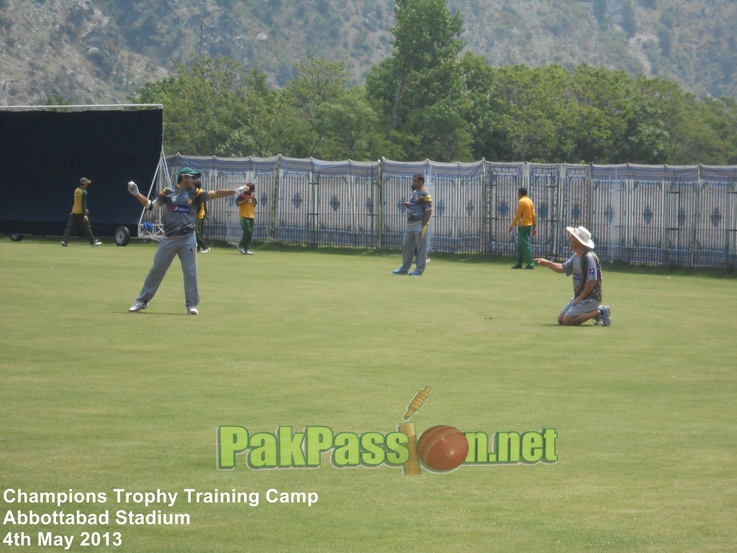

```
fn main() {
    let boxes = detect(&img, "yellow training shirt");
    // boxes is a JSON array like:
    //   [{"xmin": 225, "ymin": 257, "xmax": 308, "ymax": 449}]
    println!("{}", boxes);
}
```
[
  {"xmin": 71, "ymin": 187, "xmax": 87, "ymax": 215},
  {"xmin": 510, "ymin": 196, "xmax": 536, "ymax": 229},
  {"xmin": 238, "ymin": 194, "xmax": 256, "ymax": 218}
]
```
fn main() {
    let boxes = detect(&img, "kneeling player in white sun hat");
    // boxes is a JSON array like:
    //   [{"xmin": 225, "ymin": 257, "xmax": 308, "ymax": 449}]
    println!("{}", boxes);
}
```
[
  {"xmin": 126, "ymin": 167, "xmax": 247, "ymax": 315},
  {"xmin": 534, "ymin": 226, "xmax": 611, "ymax": 327}
]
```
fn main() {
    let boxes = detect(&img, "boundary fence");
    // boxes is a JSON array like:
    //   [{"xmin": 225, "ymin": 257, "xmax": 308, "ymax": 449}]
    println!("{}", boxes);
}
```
[{"xmin": 147, "ymin": 155, "xmax": 737, "ymax": 269}]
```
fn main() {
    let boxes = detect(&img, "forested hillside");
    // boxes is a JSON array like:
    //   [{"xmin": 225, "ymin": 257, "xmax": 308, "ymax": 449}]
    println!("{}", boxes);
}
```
[{"xmin": 1, "ymin": 0, "xmax": 735, "ymax": 106}]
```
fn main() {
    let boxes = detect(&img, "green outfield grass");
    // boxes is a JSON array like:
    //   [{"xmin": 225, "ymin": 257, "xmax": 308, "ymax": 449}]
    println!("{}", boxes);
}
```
[{"xmin": 1, "ymin": 238, "xmax": 735, "ymax": 552}]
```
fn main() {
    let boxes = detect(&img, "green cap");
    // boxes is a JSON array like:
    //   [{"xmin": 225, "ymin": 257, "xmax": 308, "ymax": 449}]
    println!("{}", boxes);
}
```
[
  {"xmin": 80, "ymin": 177, "xmax": 91, "ymax": 184},
  {"xmin": 177, "ymin": 167, "xmax": 201, "ymax": 179}
]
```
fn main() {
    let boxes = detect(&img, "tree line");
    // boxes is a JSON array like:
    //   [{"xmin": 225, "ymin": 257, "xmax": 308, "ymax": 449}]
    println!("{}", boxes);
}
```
[{"xmin": 131, "ymin": 0, "xmax": 737, "ymax": 165}]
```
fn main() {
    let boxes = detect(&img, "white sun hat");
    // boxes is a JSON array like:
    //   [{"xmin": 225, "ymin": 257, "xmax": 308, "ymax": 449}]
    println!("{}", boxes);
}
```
[{"xmin": 566, "ymin": 226, "xmax": 595, "ymax": 249}]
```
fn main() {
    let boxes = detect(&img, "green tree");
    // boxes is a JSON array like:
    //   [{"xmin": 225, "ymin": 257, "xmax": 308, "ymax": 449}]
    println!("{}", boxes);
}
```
[
  {"xmin": 560, "ymin": 65, "xmax": 634, "ymax": 163},
  {"xmin": 385, "ymin": 0, "xmax": 464, "ymax": 129},
  {"xmin": 218, "ymin": 69, "xmax": 282, "ymax": 158},
  {"xmin": 276, "ymin": 57, "xmax": 393, "ymax": 161},
  {"xmin": 365, "ymin": 0, "xmax": 471, "ymax": 161},
  {"xmin": 682, "ymin": 104, "xmax": 728, "ymax": 164},
  {"xmin": 711, "ymin": 97, "xmax": 737, "ymax": 164},
  {"xmin": 627, "ymin": 76, "xmax": 723, "ymax": 164},
  {"xmin": 313, "ymin": 86, "xmax": 396, "ymax": 161},
  {"xmin": 459, "ymin": 52, "xmax": 499, "ymax": 160},
  {"xmin": 485, "ymin": 64, "xmax": 568, "ymax": 162},
  {"xmin": 132, "ymin": 56, "xmax": 252, "ymax": 155},
  {"xmin": 278, "ymin": 56, "xmax": 351, "ymax": 158}
]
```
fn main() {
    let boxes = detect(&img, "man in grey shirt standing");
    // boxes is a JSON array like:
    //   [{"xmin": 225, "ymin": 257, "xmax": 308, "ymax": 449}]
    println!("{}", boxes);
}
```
[
  {"xmin": 393, "ymin": 174, "xmax": 433, "ymax": 276},
  {"xmin": 125, "ymin": 167, "xmax": 246, "ymax": 315}
]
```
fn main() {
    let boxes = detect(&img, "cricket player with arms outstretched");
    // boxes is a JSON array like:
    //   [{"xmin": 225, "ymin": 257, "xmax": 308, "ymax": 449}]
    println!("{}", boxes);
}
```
[{"xmin": 126, "ymin": 167, "xmax": 247, "ymax": 315}]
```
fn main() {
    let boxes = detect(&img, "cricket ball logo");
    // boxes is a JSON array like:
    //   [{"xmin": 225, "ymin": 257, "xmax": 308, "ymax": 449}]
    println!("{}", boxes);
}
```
[
  {"xmin": 399, "ymin": 387, "xmax": 469, "ymax": 474},
  {"xmin": 217, "ymin": 386, "xmax": 557, "ymax": 473}
]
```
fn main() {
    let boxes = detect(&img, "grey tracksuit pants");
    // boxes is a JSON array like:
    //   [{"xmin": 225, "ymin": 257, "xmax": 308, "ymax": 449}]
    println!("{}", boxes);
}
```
[{"xmin": 136, "ymin": 233, "xmax": 199, "ymax": 308}]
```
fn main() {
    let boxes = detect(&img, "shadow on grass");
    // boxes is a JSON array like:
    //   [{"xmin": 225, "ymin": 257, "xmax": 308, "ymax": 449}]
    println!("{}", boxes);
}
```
[
  {"xmin": 247, "ymin": 243, "xmax": 737, "ymax": 278},
  {"xmin": 21, "ymin": 235, "xmax": 737, "ymax": 279},
  {"xmin": 119, "ymin": 312, "xmax": 191, "ymax": 316}
]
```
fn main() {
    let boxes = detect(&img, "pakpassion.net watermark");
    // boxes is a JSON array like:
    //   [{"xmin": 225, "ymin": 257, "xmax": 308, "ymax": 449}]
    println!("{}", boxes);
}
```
[{"xmin": 217, "ymin": 387, "xmax": 558, "ymax": 474}]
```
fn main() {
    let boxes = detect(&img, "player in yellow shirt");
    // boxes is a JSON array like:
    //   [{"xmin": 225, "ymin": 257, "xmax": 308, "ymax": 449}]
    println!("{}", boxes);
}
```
[
  {"xmin": 194, "ymin": 178, "xmax": 210, "ymax": 253},
  {"xmin": 61, "ymin": 177, "xmax": 102, "ymax": 247},
  {"xmin": 509, "ymin": 187, "xmax": 536, "ymax": 269},
  {"xmin": 235, "ymin": 183, "xmax": 257, "ymax": 255}
]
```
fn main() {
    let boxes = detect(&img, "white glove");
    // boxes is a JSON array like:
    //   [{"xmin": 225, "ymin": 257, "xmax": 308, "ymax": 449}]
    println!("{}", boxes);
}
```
[
  {"xmin": 234, "ymin": 186, "xmax": 247, "ymax": 196},
  {"xmin": 127, "ymin": 181, "xmax": 139, "ymax": 196}
]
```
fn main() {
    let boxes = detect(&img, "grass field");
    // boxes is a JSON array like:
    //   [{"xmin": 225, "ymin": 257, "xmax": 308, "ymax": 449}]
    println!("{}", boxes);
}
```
[{"xmin": 1, "ymin": 238, "xmax": 736, "ymax": 552}]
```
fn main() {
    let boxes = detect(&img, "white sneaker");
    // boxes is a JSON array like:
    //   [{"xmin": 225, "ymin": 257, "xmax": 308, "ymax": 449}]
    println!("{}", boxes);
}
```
[
  {"xmin": 245, "ymin": 250, "xmax": 254, "ymax": 255},
  {"xmin": 199, "ymin": 248, "xmax": 210, "ymax": 254},
  {"xmin": 91, "ymin": 241, "xmax": 102, "ymax": 247},
  {"xmin": 129, "ymin": 300, "xmax": 148, "ymax": 312},
  {"xmin": 238, "ymin": 248, "xmax": 246, "ymax": 255},
  {"xmin": 187, "ymin": 306, "xmax": 198, "ymax": 315},
  {"xmin": 60, "ymin": 241, "xmax": 68, "ymax": 247}
]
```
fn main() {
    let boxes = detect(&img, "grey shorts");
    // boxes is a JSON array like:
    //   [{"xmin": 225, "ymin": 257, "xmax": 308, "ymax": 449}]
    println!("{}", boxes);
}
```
[{"xmin": 560, "ymin": 297, "xmax": 601, "ymax": 318}]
